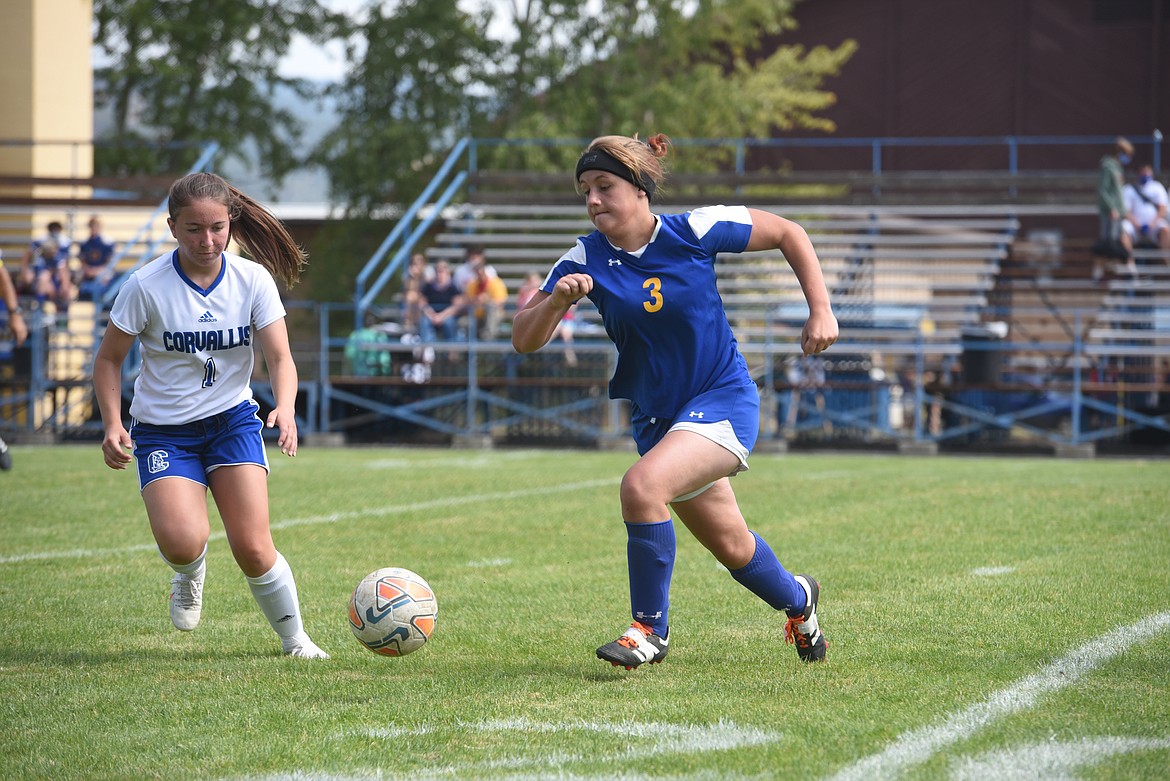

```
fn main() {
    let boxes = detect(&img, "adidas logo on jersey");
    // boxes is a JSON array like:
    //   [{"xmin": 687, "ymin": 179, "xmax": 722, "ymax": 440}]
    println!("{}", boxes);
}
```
[{"xmin": 197, "ymin": 311, "xmax": 217, "ymax": 323}]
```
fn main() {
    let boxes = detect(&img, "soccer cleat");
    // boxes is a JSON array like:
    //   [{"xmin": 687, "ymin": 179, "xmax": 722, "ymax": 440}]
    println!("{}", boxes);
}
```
[
  {"xmin": 0, "ymin": 437, "xmax": 11, "ymax": 471},
  {"xmin": 785, "ymin": 574, "xmax": 826, "ymax": 662},
  {"xmin": 169, "ymin": 565, "xmax": 205, "ymax": 631},
  {"xmin": 283, "ymin": 632, "xmax": 330, "ymax": 659},
  {"xmin": 596, "ymin": 621, "xmax": 669, "ymax": 670}
]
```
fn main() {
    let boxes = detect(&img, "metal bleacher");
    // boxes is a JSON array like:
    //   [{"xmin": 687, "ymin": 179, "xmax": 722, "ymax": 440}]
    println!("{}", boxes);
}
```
[
  {"xmin": 393, "ymin": 180, "xmax": 1168, "ymax": 451},
  {"xmin": 429, "ymin": 202, "xmax": 1017, "ymax": 358}
]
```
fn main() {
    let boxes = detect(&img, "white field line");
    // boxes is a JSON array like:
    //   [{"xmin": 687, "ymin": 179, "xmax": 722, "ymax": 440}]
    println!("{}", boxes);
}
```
[
  {"xmin": 344, "ymin": 718, "xmax": 782, "ymax": 778},
  {"xmin": 0, "ymin": 478, "xmax": 619, "ymax": 565},
  {"xmin": 969, "ymin": 565, "xmax": 1016, "ymax": 577},
  {"xmin": 950, "ymin": 736, "xmax": 1170, "ymax": 781},
  {"xmin": 823, "ymin": 610, "xmax": 1170, "ymax": 781},
  {"xmin": 228, "ymin": 719, "xmax": 780, "ymax": 781}
]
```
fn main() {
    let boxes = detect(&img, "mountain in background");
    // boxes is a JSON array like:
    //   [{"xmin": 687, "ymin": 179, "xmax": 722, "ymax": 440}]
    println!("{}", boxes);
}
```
[{"xmin": 95, "ymin": 80, "xmax": 340, "ymax": 206}]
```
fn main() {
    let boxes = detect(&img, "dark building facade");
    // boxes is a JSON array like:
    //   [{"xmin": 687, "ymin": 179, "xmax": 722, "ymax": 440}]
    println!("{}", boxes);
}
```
[{"xmin": 767, "ymin": 0, "xmax": 1169, "ymax": 172}]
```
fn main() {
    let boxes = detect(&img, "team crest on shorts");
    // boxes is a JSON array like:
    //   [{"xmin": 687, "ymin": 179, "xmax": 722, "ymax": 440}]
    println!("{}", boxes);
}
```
[{"xmin": 147, "ymin": 449, "xmax": 170, "ymax": 474}]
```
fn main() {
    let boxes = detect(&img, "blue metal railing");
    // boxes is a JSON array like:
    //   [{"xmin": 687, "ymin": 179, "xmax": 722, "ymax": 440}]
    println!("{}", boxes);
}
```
[{"xmin": 468, "ymin": 132, "xmax": 1164, "ymax": 176}]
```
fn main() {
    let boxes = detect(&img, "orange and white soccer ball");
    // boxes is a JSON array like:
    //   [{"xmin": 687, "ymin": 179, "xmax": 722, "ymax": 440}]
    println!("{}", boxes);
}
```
[{"xmin": 348, "ymin": 567, "xmax": 438, "ymax": 656}]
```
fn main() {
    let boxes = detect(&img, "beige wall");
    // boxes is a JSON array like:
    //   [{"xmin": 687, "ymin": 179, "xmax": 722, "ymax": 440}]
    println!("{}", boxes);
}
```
[{"xmin": 0, "ymin": 0, "xmax": 94, "ymax": 192}]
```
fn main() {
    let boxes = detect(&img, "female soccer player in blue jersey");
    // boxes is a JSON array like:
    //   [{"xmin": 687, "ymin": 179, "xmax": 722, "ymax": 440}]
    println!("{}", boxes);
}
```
[
  {"xmin": 93, "ymin": 172, "xmax": 328, "ymax": 659},
  {"xmin": 513, "ymin": 134, "xmax": 839, "ymax": 668}
]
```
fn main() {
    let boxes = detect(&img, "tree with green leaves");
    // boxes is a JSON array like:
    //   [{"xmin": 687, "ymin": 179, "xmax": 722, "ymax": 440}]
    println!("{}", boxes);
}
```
[
  {"xmin": 309, "ymin": 0, "xmax": 490, "ymax": 215},
  {"xmin": 480, "ymin": 0, "xmax": 857, "ymax": 172},
  {"xmin": 93, "ymin": 0, "xmax": 347, "ymax": 189},
  {"xmin": 320, "ymin": 0, "xmax": 854, "ymax": 209}
]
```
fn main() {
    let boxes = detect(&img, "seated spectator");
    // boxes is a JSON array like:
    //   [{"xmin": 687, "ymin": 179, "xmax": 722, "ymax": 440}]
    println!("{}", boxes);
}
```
[
  {"xmin": 400, "ymin": 252, "xmax": 433, "ymax": 335},
  {"xmin": 76, "ymin": 216, "xmax": 118, "ymax": 300},
  {"xmin": 418, "ymin": 260, "xmax": 464, "ymax": 343},
  {"xmin": 344, "ymin": 313, "xmax": 394, "ymax": 377},
  {"xmin": 28, "ymin": 239, "xmax": 74, "ymax": 324},
  {"xmin": 453, "ymin": 244, "xmax": 497, "ymax": 293},
  {"xmin": 18, "ymin": 220, "xmax": 71, "ymax": 295},
  {"xmin": 1121, "ymin": 163, "xmax": 1170, "ymax": 256},
  {"xmin": 465, "ymin": 262, "xmax": 508, "ymax": 340}
]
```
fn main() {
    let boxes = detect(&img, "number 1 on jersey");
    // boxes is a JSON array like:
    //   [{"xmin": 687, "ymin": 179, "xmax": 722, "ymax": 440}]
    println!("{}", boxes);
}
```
[{"xmin": 202, "ymin": 357, "xmax": 216, "ymax": 388}]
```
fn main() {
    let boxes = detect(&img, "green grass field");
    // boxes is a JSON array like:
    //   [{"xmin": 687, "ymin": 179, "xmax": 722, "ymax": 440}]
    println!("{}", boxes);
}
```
[{"xmin": 2, "ymin": 444, "xmax": 1168, "ymax": 781}]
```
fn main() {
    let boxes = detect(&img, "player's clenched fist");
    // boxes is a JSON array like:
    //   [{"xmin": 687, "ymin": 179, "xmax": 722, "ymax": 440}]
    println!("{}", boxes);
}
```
[{"xmin": 551, "ymin": 273, "xmax": 593, "ymax": 305}]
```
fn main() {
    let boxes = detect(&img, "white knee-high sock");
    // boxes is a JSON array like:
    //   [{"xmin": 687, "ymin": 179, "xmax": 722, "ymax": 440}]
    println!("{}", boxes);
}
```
[
  {"xmin": 245, "ymin": 551, "xmax": 303, "ymax": 639},
  {"xmin": 160, "ymin": 544, "xmax": 206, "ymax": 576}
]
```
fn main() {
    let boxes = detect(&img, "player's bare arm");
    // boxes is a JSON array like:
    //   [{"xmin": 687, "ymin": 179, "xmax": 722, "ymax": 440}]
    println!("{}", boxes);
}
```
[
  {"xmin": 256, "ymin": 318, "xmax": 299, "ymax": 458},
  {"xmin": 745, "ymin": 209, "xmax": 838, "ymax": 355},
  {"xmin": 93, "ymin": 324, "xmax": 136, "ymax": 469}
]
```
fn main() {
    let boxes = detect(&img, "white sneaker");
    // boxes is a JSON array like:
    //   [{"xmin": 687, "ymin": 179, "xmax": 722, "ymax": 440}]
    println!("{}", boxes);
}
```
[
  {"xmin": 283, "ymin": 632, "xmax": 330, "ymax": 659},
  {"xmin": 169, "ymin": 565, "xmax": 205, "ymax": 631}
]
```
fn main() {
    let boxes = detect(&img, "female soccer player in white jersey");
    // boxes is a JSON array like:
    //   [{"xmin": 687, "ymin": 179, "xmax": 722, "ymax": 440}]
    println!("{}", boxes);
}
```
[
  {"xmin": 92, "ymin": 172, "xmax": 328, "ymax": 659},
  {"xmin": 513, "ymin": 134, "xmax": 839, "ymax": 668}
]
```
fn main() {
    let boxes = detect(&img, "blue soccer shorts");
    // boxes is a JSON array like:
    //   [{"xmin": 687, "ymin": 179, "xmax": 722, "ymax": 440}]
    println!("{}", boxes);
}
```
[
  {"xmin": 629, "ymin": 379, "xmax": 760, "ymax": 474},
  {"xmin": 131, "ymin": 399, "xmax": 270, "ymax": 491}
]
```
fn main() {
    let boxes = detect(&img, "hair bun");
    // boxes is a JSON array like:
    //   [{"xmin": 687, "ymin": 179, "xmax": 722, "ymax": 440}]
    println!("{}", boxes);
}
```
[{"xmin": 645, "ymin": 133, "xmax": 672, "ymax": 158}]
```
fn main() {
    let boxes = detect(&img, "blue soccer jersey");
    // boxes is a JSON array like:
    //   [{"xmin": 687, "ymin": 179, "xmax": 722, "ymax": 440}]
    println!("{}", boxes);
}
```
[{"xmin": 545, "ymin": 205, "xmax": 754, "ymax": 419}]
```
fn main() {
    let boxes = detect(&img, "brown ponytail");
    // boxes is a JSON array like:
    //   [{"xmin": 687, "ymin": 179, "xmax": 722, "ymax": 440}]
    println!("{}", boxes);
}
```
[{"xmin": 167, "ymin": 172, "xmax": 308, "ymax": 287}]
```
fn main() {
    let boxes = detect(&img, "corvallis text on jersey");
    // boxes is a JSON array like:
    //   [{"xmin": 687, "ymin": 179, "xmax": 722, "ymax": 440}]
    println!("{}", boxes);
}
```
[{"xmin": 162, "ymin": 325, "xmax": 251, "ymax": 353}]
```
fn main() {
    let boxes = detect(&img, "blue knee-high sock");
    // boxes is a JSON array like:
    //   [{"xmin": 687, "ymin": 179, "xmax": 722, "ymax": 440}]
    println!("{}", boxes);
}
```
[
  {"xmin": 730, "ymin": 531, "xmax": 806, "ymax": 617},
  {"xmin": 626, "ymin": 520, "xmax": 675, "ymax": 636}
]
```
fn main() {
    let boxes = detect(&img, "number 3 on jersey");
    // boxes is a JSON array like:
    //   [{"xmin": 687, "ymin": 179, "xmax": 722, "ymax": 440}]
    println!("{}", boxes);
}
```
[{"xmin": 642, "ymin": 277, "xmax": 663, "ymax": 313}]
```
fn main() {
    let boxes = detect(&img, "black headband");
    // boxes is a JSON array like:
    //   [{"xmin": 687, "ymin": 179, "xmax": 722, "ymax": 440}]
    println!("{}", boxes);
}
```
[{"xmin": 575, "ymin": 149, "xmax": 656, "ymax": 201}]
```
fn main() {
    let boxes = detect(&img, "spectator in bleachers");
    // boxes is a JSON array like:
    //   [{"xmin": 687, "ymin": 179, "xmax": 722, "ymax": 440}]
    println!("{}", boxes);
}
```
[
  {"xmin": 453, "ymin": 243, "xmax": 497, "ymax": 293},
  {"xmin": 1121, "ymin": 163, "xmax": 1170, "ymax": 256},
  {"xmin": 780, "ymin": 354, "xmax": 832, "ymax": 436},
  {"xmin": 18, "ymin": 220, "xmax": 71, "ymax": 293},
  {"xmin": 345, "ymin": 311, "xmax": 394, "ymax": 377},
  {"xmin": 76, "ymin": 215, "xmax": 118, "ymax": 301},
  {"xmin": 464, "ymin": 257, "xmax": 509, "ymax": 339},
  {"xmin": 1093, "ymin": 137, "xmax": 1133, "ymax": 280},
  {"xmin": 27, "ymin": 239, "xmax": 75, "ymax": 325},
  {"xmin": 517, "ymin": 271, "xmax": 576, "ymax": 365},
  {"xmin": 400, "ymin": 252, "xmax": 433, "ymax": 334},
  {"xmin": 418, "ymin": 259, "xmax": 464, "ymax": 342},
  {"xmin": 513, "ymin": 132, "xmax": 838, "ymax": 669}
]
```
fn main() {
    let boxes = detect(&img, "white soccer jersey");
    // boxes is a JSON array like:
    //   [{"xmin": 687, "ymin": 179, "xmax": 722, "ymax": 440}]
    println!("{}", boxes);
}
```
[{"xmin": 109, "ymin": 250, "xmax": 286, "ymax": 425}]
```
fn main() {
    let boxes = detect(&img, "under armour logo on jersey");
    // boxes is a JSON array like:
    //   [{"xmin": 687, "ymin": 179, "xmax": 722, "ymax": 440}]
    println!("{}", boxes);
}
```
[
  {"xmin": 197, "ymin": 310, "xmax": 217, "ymax": 323},
  {"xmin": 608, "ymin": 258, "xmax": 622, "ymax": 266},
  {"xmin": 688, "ymin": 410, "xmax": 705, "ymax": 419},
  {"xmin": 147, "ymin": 450, "xmax": 170, "ymax": 474}
]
